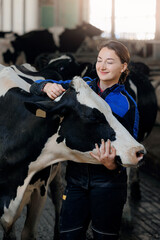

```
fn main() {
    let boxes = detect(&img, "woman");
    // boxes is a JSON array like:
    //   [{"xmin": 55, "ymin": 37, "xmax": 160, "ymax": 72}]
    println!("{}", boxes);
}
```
[{"xmin": 30, "ymin": 40, "xmax": 139, "ymax": 240}]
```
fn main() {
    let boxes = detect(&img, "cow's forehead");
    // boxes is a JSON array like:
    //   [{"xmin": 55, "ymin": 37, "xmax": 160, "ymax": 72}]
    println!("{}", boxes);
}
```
[{"xmin": 71, "ymin": 77, "xmax": 112, "ymax": 116}]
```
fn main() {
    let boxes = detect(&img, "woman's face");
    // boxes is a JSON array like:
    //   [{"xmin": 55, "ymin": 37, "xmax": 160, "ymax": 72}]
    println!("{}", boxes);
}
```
[{"xmin": 96, "ymin": 47, "xmax": 127, "ymax": 86}]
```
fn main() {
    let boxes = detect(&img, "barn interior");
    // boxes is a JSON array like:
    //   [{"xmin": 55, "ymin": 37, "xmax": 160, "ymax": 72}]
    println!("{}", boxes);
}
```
[{"xmin": 0, "ymin": 0, "xmax": 160, "ymax": 239}]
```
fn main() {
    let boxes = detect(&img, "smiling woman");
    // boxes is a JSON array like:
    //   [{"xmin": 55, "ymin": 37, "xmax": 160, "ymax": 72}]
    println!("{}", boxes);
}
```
[{"xmin": 89, "ymin": 0, "xmax": 156, "ymax": 40}]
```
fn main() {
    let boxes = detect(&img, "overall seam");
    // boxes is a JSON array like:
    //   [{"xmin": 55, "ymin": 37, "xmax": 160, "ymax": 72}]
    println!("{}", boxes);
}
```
[{"xmin": 92, "ymin": 226, "xmax": 118, "ymax": 236}]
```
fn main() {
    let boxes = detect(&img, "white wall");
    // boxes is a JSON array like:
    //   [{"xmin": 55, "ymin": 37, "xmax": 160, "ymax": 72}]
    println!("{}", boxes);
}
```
[
  {"xmin": 25, "ymin": 0, "xmax": 39, "ymax": 32},
  {"xmin": 0, "ymin": 0, "xmax": 39, "ymax": 34}
]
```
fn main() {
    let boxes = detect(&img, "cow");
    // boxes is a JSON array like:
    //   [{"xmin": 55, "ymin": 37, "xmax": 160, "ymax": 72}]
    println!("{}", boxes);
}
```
[
  {"xmin": 1, "ymin": 22, "xmax": 102, "ymax": 66},
  {"xmin": 0, "ymin": 73, "xmax": 145, "ymax": 240},
  {"xmin": 12, "ymin": 54, "xmax": 90, "ymax": 81}
]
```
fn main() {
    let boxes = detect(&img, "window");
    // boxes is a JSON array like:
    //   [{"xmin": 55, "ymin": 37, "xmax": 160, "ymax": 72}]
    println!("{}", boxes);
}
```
[
  {"xmin": 89, "ymin": 0, "xmax": 112, "ymax": 38},
  {"xmin": 115, "ymin": 0, "xmax": 156, "ymax": 40},
  {"xmin": 89, "ymin": 0, "xmax": 156, "ymax": 40}
]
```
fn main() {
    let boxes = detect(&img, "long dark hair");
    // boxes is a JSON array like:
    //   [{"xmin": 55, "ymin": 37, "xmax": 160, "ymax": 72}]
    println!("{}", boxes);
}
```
[{"xmin": 97, "ymin": 40, "xmax": 130, "ymax": 84}]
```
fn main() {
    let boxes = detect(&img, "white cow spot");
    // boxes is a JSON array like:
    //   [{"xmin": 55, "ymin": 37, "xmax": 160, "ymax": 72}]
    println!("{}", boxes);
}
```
[{"xmin": 48, "ymin": 27, "xmax": 65, "ymax": 47}]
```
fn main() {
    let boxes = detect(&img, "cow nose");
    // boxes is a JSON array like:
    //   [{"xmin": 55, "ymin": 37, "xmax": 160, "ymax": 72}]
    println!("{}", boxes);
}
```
[{"xmin": 136, "ymin": 149, "xmax": 145, "ymax": 161}]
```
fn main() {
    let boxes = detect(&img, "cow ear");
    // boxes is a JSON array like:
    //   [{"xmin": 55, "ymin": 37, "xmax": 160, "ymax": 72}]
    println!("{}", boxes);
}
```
[
  {"xmin": 24, "ymin": 100, "xmax": 68, "ymax": 117},
  {"xmin": 25, "ymin": 101, "xmax": 53, "ymax": 116}
]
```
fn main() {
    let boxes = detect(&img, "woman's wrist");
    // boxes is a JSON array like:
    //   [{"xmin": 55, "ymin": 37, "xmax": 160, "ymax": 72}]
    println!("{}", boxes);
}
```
[
  {"xmin": 42, "ymin": 82, "xmax": 52, "ymax": 93},
  {"xmin": 104, "ymin": 161, "xmax": 117, "ymax": 170}
]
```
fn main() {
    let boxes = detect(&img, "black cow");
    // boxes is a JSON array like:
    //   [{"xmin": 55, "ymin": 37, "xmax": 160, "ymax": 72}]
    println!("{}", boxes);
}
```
[
  {"xmin": 2, "ymin": 22, "xmax": 102, "ymax": 65},
  {"xmin": 0, "ymin": 74, "xmax": 145, "ymax": 240}
]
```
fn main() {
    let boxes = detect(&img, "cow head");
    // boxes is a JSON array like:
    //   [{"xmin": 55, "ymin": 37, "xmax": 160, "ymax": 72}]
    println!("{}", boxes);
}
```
[
  {"xmin": 35, "ymin": 53, "xmax": 91, "ymax": 80},
  {"xmin": 26, "ymin": 77, "xmax": 145, "ymax": 167},
  {"xmin": 80, "ymin": 22, "xmax": 103, "ymax": 37},
  {"xmin": 44, "ymin": 54, "xmax": 83, "ymax": 79}
]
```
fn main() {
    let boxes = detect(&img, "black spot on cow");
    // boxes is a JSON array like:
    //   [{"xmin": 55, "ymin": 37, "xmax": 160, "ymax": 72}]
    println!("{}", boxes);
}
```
[
  {"xmin": 58, "ymin": 22, "xmax": 102, "ymax": 52},
  {"xmin": 51, "ymin": 88, "xmax": 116, "ymax": 151}
]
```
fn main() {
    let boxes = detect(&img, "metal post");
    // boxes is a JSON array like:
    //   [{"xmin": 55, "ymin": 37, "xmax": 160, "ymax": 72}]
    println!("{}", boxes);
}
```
[
  {"xmin": 155, "ymin": 0, "xmax": 160, "ymax": 39},
  {"xmin": 79, "ymin": 0, "xmax": 83, "ymax": 25},
  {"xmin": 0, "ymin": 0, "xmax": 3, "ymax": 30},
  {"xmin": 111, "ymin": 0, "xmax": 115, "ymax": 39},
  {"xmin": 11, "ymin": 0, "xmax": 14, "ymax": 31},
  {"xmin": 23, "ymin": 0, "xmax": 26, "ymax": 33}
]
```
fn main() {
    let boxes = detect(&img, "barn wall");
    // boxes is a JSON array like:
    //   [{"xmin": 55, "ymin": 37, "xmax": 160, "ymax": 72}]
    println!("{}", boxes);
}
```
[
  {"xmin": 40, "ymin": 0, "xmax": 89, "ymax": 29},
  {"xmin": 41, "ymin": 5, "xmax": 54, "ymax": 28}
]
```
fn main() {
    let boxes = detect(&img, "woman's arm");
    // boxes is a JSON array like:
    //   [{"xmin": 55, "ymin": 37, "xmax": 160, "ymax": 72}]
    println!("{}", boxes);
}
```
[
  {"xmin": 43, "ymin": 82, "xmax": 65, "ymax": 100},
  {"xmin": 30, "ymin": 79, "xmax": 71, "ymax": 99}
]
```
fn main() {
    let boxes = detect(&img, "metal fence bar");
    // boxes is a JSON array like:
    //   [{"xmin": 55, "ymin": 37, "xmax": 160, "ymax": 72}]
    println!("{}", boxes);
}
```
[{"xmin": 0, "ymin": 0, "xmax": 3, "ymax": 30}]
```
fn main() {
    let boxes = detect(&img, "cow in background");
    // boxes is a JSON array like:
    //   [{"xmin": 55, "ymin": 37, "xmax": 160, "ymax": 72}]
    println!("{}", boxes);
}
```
[
  {"xmin": 13, "ymin": 54, "xmax": 90, "ymax": 81},
  {"xmin": 1, "ymin": 22, "xmax": 102, "ymax": 66},
  {"xmin": 0, "ymin": 31, "xmax": 19, "ymax": 40},
  {"xmin": 0, "ymin": 32, "xmax": 24, "ymax": 66}
]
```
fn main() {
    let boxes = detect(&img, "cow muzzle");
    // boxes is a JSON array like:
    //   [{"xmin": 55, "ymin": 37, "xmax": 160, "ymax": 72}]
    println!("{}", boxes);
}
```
[{"xmin": 116, "ymin": 146, "xmax": 146, "ymax": 168}]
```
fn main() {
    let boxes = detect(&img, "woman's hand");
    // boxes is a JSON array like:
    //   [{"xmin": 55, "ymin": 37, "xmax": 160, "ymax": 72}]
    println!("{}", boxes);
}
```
[
  {"xmin": 90, "ymin": 139, "xmax": 117, "ymax": 170},
  {"xmin": 43, "ymin": 83, "xmax": 66, "ymax": 100}
]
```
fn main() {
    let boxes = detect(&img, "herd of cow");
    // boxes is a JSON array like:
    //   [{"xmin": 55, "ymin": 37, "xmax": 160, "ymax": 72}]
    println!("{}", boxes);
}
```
[
  {"xmin": 0, "ymin": 22, "xmax": 102, "ymax": 66},
  {"xmin": 0, "ymin": 24, "xmax": 158, "ymax": 240}
]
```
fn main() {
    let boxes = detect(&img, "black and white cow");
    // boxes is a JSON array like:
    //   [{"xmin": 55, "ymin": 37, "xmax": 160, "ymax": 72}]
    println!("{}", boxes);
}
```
[
  {"xmin": 0, "ymin": 73, "xmax": 145, "ymax": 240},
  {"xmin": 0, "ymin": 32, "xmax": 23, "ymax": 66},
  {"xmin": 1, "ymin": 22, "xmax": 102, "ymax": 65},
  {"xmin": 12, "ymin": 54, "xmax": 90, "ymax": 81}
]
